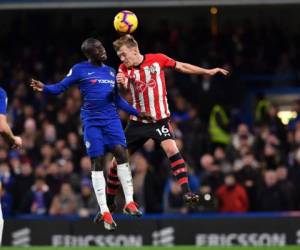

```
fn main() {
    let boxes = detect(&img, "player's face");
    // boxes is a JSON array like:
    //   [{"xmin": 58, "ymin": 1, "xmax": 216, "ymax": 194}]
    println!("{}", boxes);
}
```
[
  {"xmin": 117, "ymin": 45, "xmax": 138, "ymax": 68},
  {"xmin": 88, "ymin": 42, "xmax": 107, "ymax": 62}
]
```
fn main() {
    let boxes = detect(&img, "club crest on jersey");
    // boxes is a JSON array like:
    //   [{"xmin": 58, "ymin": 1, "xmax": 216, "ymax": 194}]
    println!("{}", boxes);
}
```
[
  {"xmin": 110, "ymin": 71, "xmax": 115, "ymax": 77},
  {"xmin": 134, "ymin": 79, "xmax": 157, "ymax": 93},
  {"xmin": 149, "ymin": 65, "xmax": 157, "ymax": 74}
]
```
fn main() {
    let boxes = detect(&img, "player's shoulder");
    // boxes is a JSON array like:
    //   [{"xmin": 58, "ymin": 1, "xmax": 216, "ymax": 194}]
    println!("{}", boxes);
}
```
[
  {"xmin": 146, "ymin": 53, "xmax": 167, "ymax": 58},
  {"xmin": 103, "ymin": 65, "xmax": 117, "ymax": 78},
  {"xmin": 104, "ymin": 64, "xmax": 116, "ymax": 73},
  {"xmin": 66, "ymin": 61, "xmax": 89, "ymax": 76},
  {"xmin": 72, "ymin": 61, "xmax": 88, "ymax": 70},
  {"xmin": 145, "ymin": 53, "xmax": 170, "ymax": 62}
]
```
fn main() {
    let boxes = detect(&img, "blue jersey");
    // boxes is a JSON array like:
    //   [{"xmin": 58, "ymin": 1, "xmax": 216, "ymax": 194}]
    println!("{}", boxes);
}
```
[
  {"xmin": 0, "ymin": 87, "xmax": 7, "ymax": 114},
  {"xmin": 43, "ymin": 61, "xmax": 138, "ymax": 124}
]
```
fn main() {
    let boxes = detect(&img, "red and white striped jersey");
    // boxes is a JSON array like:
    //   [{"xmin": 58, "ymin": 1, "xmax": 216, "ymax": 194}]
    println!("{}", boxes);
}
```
[{"xmin": 119, "ymin": 53, "xmax": 176, "ymax": 123}]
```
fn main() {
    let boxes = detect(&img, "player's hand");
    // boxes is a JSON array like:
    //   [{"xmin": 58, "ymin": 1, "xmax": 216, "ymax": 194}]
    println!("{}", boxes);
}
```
[
  {"xmin": 116, "ymin": 72, "xmax": 127, "ymax": 86},
  {"xmin": 207, "ymin": 68, "xmax": 229, "ymax": 76},
  {"xmin": 30, "ymin": 78, "xmax": 44, "ymax": 91},
  {"xmin": 12, "ymin": 136, "xmax": 22, "ymax": 149},
  {"xmin": 138, "ymin": 112, "xmax": 154, "ymax": 121}
]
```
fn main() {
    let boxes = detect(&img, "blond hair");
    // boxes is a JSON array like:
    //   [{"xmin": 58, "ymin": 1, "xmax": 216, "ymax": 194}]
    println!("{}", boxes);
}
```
[{"xmin": 113, "ymin": 34, "xmax": 138, "ymax": 52}]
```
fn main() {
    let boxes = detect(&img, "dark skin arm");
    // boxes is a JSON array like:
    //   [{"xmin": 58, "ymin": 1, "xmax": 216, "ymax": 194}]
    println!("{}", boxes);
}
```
[{"xmin": 30, "ymin": 79, "xmax": 44, "ymax": 91}]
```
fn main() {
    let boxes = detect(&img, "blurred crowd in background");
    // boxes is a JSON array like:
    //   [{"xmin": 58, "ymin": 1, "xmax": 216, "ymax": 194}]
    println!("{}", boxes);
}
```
[{"xmin": 1, "ymin": 11, "xmax": 300, "ymax": 217}]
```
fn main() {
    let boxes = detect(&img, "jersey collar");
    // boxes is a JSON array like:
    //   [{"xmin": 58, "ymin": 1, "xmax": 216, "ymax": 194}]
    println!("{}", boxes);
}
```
[{"xmin": 133, "ymin": 54, "xmax": 146, "ymax": 69}]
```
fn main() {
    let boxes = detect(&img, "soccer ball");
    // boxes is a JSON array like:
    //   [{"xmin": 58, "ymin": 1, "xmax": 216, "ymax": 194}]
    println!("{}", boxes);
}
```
[{"xmin": 113, "ymin": 10, "xmax": 138, "ymax": 34}]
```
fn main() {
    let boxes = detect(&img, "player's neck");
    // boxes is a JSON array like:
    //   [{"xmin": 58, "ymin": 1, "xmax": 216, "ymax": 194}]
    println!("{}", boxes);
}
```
[
  {"xmin": 89, "ymin": 59, "xmax": 103, "ymax": 67},
  {"xmin": 133, "ymin": 54, "xmax": 144, "ymax": 67}
]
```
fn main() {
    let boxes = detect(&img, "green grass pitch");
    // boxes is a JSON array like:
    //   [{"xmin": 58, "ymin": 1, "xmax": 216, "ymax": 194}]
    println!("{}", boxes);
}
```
[{"xmin": 1, "ymin": 247, "xmax": 300, "ymax": 250}]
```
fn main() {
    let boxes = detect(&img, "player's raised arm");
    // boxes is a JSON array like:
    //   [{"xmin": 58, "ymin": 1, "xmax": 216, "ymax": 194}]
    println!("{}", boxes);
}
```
[
  {"xmin": 175, "ymin": 61, "xmax": 229, "ymax": 76},
  {"xmin": 30, "ymin": 67, "xmax": 79, "ymax": 95}
]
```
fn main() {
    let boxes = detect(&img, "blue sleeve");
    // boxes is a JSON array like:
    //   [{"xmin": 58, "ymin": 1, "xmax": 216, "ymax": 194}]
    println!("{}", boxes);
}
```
[
  {"xmin": 114, "ymin": 85, "xmax": 139, "ymax": 116},
  {"xmin": 43, "ymin": 66, "xmax": 79, "ymax": 95},
  {"xmin": 0, "ymin": 88, "xmax": 7, "ymax": 114}
]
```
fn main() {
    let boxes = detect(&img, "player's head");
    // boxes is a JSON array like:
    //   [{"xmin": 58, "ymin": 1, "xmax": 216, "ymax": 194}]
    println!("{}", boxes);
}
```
[
  {"xmin": 113, "ymin": 34, "xmax": 140, "ymax": 67},
  {"xmin": 81, "ymin": 38, "xmax": 107, "ymax": 63}
]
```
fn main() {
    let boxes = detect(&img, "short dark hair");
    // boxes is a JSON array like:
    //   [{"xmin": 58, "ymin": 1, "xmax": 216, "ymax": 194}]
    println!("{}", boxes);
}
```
[
  {"xmin": 113, "ymin": 34, "xmax": 138, "ymax": 52},
  {"xmin": 81, "ymin": 38, "xmax": 101, "ymax": 53}
]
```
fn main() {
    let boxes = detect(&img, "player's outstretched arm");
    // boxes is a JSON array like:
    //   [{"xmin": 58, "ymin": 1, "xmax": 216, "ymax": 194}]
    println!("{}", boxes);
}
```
[
  {"xmin": 30, "ymin": 78, "xmax": 45, "ymax": 91},
  {"xmin": 0, "ymin": 114, "xmax": 22, "ymax": 149},
  {"xmin": 30, "ymin": 67, "xmax": 78, "ymax": 95},
  {"xmin": 175, "ymin": 61, "xmax": 229, "ymax": 76},
  {"xmin": 30, "ymin": 77, "xmax": 73, "ymax": 95}
]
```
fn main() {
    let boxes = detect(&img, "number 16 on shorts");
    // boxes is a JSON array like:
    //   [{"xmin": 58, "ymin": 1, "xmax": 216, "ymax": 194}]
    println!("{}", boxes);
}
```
[{"xmin": 156, "ymin": 125, "xmax": 171, "ymax": 137}]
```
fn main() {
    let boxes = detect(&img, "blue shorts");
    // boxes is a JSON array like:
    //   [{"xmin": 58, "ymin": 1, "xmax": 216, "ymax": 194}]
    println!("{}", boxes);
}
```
[{"xmin": 83, "ymin": 119, "xmax": 127, "ymax": 157}]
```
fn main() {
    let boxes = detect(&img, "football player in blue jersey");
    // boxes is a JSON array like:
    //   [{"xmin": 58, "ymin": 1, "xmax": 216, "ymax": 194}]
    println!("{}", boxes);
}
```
[
  {"xmin": 30, "ymin": 38, "xmax": 150, "ymax": 231},
  {"xmin": 0, "ymin": 87, "xmax": 22, "ymax": 244}
]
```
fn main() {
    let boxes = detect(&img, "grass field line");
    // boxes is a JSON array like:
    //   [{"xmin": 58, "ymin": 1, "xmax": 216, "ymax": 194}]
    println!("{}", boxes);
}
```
[{"xmin": 1, "ymin": 246, "xmax": 300, "ymax": 250}]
